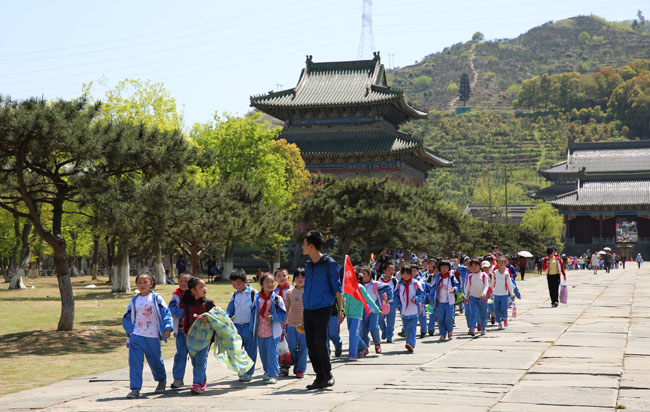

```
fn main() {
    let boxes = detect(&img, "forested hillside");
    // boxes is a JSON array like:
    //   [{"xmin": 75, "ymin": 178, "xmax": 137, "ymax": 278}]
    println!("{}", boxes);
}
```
[{"xmin": 389, "ymin": 15, "xmax": 650, "ymax": 111}]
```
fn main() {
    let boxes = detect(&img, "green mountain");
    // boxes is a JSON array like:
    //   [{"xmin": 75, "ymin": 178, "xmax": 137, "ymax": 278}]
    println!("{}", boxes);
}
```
[{"xmin": 390, "ymin": 15, "xmax": 650, "ymax": 111}]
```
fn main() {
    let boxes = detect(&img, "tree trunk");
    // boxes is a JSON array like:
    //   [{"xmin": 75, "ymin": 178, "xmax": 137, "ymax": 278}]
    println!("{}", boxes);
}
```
[
  {"xmin": 169, "ymin": 246, "xmax": 175, "ymax": 281},
  {"xmin": 224, "ymin": 240, "xmax": 234, "ymax": 280},
  {"xmin": 190, "ymin": 243, "xmax": 201, "ymax": 277},
  {"xmin": 54, "ymin": 246, "xmax": 75, "ymax": 331},
  {"xmin": 91, "ymin": 236, "xmax": 99, "ymax": 280},
  {"xmin": 153, "ymin": 234, "xmax": 166, "ymax": 285},
  {"xmin": 9, "ymin": 221, "xmax": 31, "ymax": 289},
  {"xmin": 29, "ymin": 260, "xmax": 39, "ymax": 279},
  {"xmin": 106, "ymin": 236, "xmax": 115, "ymax": 283},
  {"xmin": 11, "ymin": 216, "xmax": 20, "ymax": 280},
  {"xmin": 112, "ymin": 239, "xmax": 131, "ymax": 293},
  {"xmin": 272, "ymin": 244, "xmax": 282, "ymax": 272}
]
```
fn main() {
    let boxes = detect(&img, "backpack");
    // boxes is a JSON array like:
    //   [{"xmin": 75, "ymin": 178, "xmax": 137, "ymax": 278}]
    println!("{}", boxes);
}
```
[{"xmin": 232, "ymin": 289, "xmax": 256, "ymax": 303}]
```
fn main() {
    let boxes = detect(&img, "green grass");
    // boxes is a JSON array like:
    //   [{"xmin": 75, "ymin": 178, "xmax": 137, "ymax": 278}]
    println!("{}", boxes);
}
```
[{"xmin": 0, "ymin": 275, "xmax": 238, "ymax": 396}]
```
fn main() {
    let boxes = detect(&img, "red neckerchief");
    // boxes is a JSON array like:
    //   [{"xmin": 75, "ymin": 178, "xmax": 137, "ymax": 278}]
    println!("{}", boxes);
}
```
[
  {"xmin": 403, "ymin": 278, "xmax": 412, "ymax": 309},
  {"xmin": 380, "ymin": 276, "xmax": 391, "ymax": 283},
  {"xmin": 259, "ymin": 291, "xmax": 272, "ymax": 318},
  {"xmin": 277, "ymin": 284, "xmax": 290, "ymax": 301},
  {"xmin": 438, "ymin": 272, "xmax": 451, "ymax": 302}
]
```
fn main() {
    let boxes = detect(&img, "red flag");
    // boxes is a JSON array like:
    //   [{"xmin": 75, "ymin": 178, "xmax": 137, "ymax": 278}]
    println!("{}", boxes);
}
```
[{"xmin": 343, "ymin": 255, "xmax": 370, "ymax": 315}]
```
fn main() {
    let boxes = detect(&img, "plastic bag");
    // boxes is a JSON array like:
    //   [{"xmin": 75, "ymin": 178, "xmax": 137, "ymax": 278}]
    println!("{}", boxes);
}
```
[
  {"xmin": 512, "ymin": 305, "xmax": 517, "ymax": 318},
  {"xmin": 559, "ymin": 283, "xmax": 568, "ymax": 304},
  {"xmin": 277, "ymin": 335, "xmax": 293, "ymax": 365}
]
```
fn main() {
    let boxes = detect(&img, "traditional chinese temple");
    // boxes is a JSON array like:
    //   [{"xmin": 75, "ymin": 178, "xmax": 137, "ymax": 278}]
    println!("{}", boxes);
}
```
[
  {"xmin": 533, "ymin": 140, "xmax": 650, "ymax": 257},
  {"xmin": 250, "ymin": 53, "xmax": 451, "ymax": 185}
]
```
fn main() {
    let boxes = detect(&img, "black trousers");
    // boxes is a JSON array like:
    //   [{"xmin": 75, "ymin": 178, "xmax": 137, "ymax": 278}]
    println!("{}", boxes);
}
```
[
  {"xmin": 519, "ymin": 267, "xmax": 526, "ymax": 280},
  {"xmin": 547, "ymin": 274, "xmax": 560, "ymax": 304},
  {"xmin": 304, "ymin": 306, "xmax": 332, "ymax": 382}
]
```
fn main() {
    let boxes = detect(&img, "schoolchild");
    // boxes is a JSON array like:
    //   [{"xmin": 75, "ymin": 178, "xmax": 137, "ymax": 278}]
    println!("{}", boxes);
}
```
[
  {"xmin": 181, "ymin": 277, "xmax": 216, "ymax": 394},
  {"xmin": 274, "ymin": 268, "xmax": 293, "ymax": 376},
  {"xmin": 481, "ymin": 262, "xmax": 497, "ymax": 326},
  {"xmin": 378, "ymin": 262, "xmax": 398, "ymax": 343},
  {"xmin": 123, "ymin": 272, "xmax": 173, "ymax": 399},
  {"xmin": 430, "ymin": 261, "xmax": 460, "ymax": 341},
  {"xmin": 169, "ymin": 272, "xmax": 191, "ymax": 389},
  {"xmin": 226, "ymin": 268, "xmax": 257, "ymax": 382},
  {"xmin": 464, "ymin": 259, "xmax": 490, "ymax": 336},
  {"xmin": 425, "ymin": 259, "xmax": 438, "ymax": 336},
  {"xmin": 455, "ymin": 256, "xmax": 470, "ymax": 314},
  {"xmin": 274, "ymin": 268, "xmax": 292, "ymax": 303},
  {"xmin": 491, "ymin": 255, "xmax": 515, "ymax": 330},
  {"xmin": 285, "ymin": 268, "xmax": 308, "ymax": 378},
  {"xmin": 360, "ymin": 266, "xmax": 391, "ymax": 353},
  {"xmin": 413, "ymin": 264, "xmax": 429, "ymax": 338},
  {"xmin": 346, "ymin": 266, "xmax": 380, "ymax": 360},
  {"xmin": 252, "ymin": 272, "xmax": 287, "ymax": 384},
  {"xmin": 394, "ymin": 265, "xmax": 425, "ymax": 353}
]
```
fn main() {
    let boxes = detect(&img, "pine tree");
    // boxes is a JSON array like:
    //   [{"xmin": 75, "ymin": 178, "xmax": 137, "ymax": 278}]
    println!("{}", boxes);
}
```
[{"xmin": 459, "ymin": 73, "xmax": 471, "ymax": 106}]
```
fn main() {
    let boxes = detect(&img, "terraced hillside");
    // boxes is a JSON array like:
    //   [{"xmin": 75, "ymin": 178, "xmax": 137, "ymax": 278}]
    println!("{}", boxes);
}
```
[{"xmin": 404, "ymin": 111, "xmax": 629, "ymax": 205}]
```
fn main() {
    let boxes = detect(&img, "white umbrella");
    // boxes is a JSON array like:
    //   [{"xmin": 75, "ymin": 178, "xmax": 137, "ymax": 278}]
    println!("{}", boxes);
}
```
[
  {"xmin": 603, "ymin": 247, "xmax": 612, "ymax": 251},
  {"xmin": 518, "ymin": 251, "xmax": 533, "ymax": 258},
  {"xmin": 598, "ymin": 251, "xmax": 606, "ymax": 255}
]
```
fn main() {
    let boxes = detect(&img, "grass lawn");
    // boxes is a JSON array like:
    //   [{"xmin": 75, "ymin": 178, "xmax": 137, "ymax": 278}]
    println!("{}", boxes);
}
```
[{"xmin": 0, "ymin": 274, "xmax": 237, "ymax": 396}]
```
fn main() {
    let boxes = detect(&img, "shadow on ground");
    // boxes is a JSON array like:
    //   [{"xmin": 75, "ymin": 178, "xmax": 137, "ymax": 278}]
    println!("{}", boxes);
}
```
[{"xmin": 0, "ymin": 329, "xmax": 125, "ymax": 358}]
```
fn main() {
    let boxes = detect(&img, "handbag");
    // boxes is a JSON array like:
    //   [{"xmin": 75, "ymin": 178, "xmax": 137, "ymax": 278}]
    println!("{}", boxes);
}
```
[{"xmin": 373, "ymin": 282, "xmax": 391, "ymax": 315}]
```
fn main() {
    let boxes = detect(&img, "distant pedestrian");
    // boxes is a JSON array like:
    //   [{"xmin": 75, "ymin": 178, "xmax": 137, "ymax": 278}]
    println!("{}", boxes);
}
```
[
  {"xmin": 637, "ymin": 253, "xmax": 643, "ymax": 269},
  {"xmin": 517, "ymin": 255, "xmax": 527, "ymax": 281},
  {"xmin": 176, "ymin": 255, "xmax": 187, "ymax": 275},
  {"xmin": 591, "ymin": 252, "xmax": 599, "ymax": 275},
  {"xmin": 542, "ymin": 247, "xmax": 567, "ymax": 308}
]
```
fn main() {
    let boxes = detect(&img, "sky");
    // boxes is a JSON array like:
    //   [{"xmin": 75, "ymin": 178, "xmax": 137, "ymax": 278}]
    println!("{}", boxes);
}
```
[{"xmin": 0, "ymin": 0, "xmax": 646, "ymax": 127}]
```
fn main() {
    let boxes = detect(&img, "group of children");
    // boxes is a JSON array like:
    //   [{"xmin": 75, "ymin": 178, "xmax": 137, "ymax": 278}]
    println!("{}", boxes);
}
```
[{"xmin": 122, "ymin": 252, "xmax": 520, "ymax": 398}]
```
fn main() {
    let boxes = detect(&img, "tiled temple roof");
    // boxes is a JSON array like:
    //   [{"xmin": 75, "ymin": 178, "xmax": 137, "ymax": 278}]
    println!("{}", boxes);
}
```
[
  {"xmin": 551, "ymin": 180, "xmax": 650, "ymax": 206},
  {"xmin": 250, "ymin": 53, "xmax": 426, "ymax": 120}
]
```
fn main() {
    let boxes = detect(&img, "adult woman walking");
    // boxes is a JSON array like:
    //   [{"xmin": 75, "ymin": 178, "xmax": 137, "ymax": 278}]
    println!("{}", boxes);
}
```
[{"xmin": 542, "ymin": 247, "xmax": 566, "ymax": 308}]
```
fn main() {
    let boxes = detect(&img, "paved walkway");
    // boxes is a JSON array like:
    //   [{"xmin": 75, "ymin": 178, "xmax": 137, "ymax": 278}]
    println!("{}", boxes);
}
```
[{"xmin": 4, "ymin": 265, "xmax": 650, "ymax": 411}]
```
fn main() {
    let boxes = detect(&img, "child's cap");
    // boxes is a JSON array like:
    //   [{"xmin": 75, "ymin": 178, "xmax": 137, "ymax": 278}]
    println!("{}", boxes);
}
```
[{"xmin": 481, "ymin": 261, "xmax": 491, "ymax": 268}]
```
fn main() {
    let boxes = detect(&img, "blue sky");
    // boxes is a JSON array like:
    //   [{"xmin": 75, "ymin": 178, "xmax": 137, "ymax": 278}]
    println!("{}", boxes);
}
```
[{"xmin": 0, "ymin": 0, "xmax": 646, "ymax": 127}]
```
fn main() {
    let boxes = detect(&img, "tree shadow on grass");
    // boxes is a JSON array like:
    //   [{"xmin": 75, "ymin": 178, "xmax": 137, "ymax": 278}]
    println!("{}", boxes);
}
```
[
  {"xmin": 0, "ymin": 329, "xmax": 125, "ymax": 358},
  {"xmin": 78, "ymin": 318, "xmax": 123, "ymax": 327}
]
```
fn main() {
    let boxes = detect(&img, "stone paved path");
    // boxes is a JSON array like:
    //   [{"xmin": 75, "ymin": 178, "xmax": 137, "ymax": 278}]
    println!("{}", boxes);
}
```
[{"xmin": 4, "ymin": 265, "xmax": 649, "ymax": 411}]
